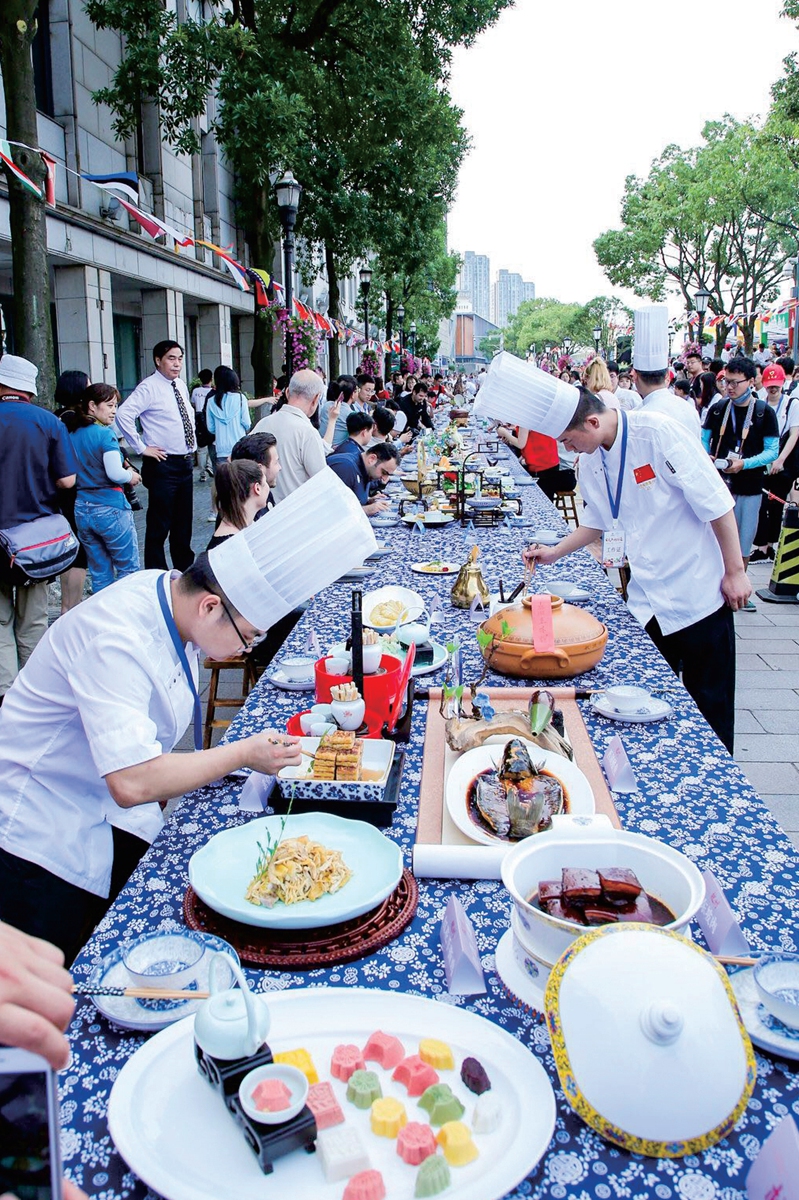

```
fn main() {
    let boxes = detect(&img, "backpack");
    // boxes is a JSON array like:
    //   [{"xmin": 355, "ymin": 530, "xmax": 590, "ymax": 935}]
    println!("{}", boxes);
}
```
[{"xmin": 779, "ymin": 395, "xmax": 799, "ymax": 480}]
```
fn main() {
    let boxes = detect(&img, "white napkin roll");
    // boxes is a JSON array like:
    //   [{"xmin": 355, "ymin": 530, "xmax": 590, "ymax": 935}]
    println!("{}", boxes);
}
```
[{"xmin": 412, "ymin": 843, "xmax": 509, "ymax": 881}]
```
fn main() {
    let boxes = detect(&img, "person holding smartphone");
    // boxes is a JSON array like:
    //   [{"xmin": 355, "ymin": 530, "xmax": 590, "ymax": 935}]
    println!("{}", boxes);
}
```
[{"xmin": 0, "ymin": 920, "xmax": 88, "ymax": 1200}]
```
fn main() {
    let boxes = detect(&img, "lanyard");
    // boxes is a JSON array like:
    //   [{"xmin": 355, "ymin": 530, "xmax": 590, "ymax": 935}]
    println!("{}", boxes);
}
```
[
  {"xmin": 156, "ymin": 572, "xmax": 203, "ymax": 752},
  {"xmin": 715, "ymin": 390, "xmax": 756, "ymax": 457},
  {"xmin": 601, "ymin": 408, "xmax": 628, "ymax": 523}
]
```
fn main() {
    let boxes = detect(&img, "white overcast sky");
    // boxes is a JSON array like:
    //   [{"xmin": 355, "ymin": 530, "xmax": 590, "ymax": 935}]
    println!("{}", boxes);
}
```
[{"xmin": 447, "ymin": 0, "xmax": 795, "ymax": 314}]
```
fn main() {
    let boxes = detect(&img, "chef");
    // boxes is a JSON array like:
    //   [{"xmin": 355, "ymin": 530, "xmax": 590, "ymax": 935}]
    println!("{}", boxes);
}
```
[
  {"xmin": 632, "ymin": 305, "xmax": 701, "ymax": 438},
  {"xmin": 0, "ymin": 471, "xmax": 376, "ymax": 962},
  {"xmin": 474, "ymin": 356, "xmax": 751, "ymax": 755}
]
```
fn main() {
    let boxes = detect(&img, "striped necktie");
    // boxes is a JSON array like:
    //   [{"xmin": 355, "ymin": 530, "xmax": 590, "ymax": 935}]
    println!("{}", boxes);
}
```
[{"xmin": 172, "ymin": 380, "xmax": 195, "ymax": 452}]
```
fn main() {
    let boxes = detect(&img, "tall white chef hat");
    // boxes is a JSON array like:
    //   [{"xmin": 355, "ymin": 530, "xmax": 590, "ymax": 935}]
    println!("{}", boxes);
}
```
[
  {"xmin": 633, "ymin": 305, "xmax": 670, "ymax": 372},
  {"xmin": 208, "ymin": 470, "xmax": 378, "ymax": 629},
  {"xmin": 473, "ymin": 351, "xmax": 580, "ymax": 438}
]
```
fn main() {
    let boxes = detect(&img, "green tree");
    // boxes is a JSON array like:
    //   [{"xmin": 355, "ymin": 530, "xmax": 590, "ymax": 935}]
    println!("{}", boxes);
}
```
[
  {"xmin": 503, "ymin": 298, "xmax": 586, "ymax": 358},
  {"xmin": 0, "ymin": 1, "xmax": 55, "ymax": 404},
  {"xmin": 87, "ymin": 0, "xmax": 507, "ymax": 390},
  {"xmin": 594, "ymin": 117, "xmax": 796, "ymax": 353},
  {"xmin": 478, "ymin": 330, "xmax": 502, "ymax": 360}
]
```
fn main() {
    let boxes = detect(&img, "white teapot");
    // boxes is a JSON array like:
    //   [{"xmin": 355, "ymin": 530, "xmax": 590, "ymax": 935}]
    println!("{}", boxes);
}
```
[{"xmin": 193, "ymin": 955, "xmax": 271, "ymax": 1061}]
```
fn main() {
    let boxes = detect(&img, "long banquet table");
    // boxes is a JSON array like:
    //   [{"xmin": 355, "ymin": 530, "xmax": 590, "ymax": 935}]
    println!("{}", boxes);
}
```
[{"xmin": 64, "ymin": 432, "xmax": 799, "ymax": 1200}]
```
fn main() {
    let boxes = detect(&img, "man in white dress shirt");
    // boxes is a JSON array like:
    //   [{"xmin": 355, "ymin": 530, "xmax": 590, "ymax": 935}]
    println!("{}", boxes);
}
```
[
  {"xmin": 633, "ymin": 306, "xmax": 701, "ymax": 438},
  {"xmin": 115, "ymin": 340, "xmax": 196, "ymax": 570}
]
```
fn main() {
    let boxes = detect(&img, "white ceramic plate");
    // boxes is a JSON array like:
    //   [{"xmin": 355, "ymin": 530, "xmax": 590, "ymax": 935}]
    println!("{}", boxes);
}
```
[
  {"xmin": 86, "ymin": 934, "xmax": 240, "ymax": 1033},
  {"xmin": 401, "ymin": 512, "xmax": 455, "ymax": 526},
  {"xmin": 365, "ymin": 546, "xmax": 392, "ymax": 561},
  {"xmin": 730, "ymin": 967, "xmax": 799, "ymax": 1061},
  {"xmin": 410, "ymin": 560, "xmax": 460, "ymax": 575},
  {"xmin": 107, "ymin": 987, "xmax": 557, "ymax": 1200},
  {"xmin": 188, "ymin": 812, "xmax": 403, "ymax": 930},
  {"xmin": 370, "ymin": 516, "xmax": 400, "ymax": 528},
  {"xmin": 336, "ymin": 565, "xmax": 376, "ymax": 582},
  {"xmin": 591, "ymin": 695, "xmax": 673, "ymax": 724},
  {"xmin": 544, "ymin": 582, "xmax": 591, "ymax": 603},
  {"xmin": 361, "ymin": 585, "xmax": 425, "ymax": 632},
  {"xmin": 494, "ymin": 927, "xmax": 547, "ymax": 1015},
  {"xmin": 446, "ymin": 739, "xmax": 595, "ymax": 847},
  {"xmin": 266, "ymin": 666, "xmax": 315, "ymax": 693}
]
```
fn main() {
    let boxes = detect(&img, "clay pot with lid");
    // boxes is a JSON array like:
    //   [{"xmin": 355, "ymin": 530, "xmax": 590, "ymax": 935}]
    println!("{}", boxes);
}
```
[{"xmin": 478, "ymin": 593, "xmax": 608, "ymax": 679}]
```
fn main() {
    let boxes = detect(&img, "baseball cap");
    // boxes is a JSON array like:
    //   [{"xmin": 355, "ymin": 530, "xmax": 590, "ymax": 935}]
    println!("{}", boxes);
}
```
[{"xmin": 762, "ymin": 364, "xmax": 786, "ymax": 387}]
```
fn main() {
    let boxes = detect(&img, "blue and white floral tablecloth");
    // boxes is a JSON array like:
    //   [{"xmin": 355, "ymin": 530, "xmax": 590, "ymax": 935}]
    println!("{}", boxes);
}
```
[{"xmin": 64, "ymin": 436, "xmax": 799, "ymax": 1200}]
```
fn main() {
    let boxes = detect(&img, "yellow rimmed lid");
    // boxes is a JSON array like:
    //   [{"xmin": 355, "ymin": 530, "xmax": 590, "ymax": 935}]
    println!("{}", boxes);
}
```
[{"xmin": 544, "ymin": 923, "xmax": 756, "ymax": 1158}]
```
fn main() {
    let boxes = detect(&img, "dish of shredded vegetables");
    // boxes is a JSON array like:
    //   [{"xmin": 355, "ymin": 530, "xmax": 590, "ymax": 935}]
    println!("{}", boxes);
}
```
[{"xmin": 245, "ymin": 835, "xmax": 353, "ymax": 908}]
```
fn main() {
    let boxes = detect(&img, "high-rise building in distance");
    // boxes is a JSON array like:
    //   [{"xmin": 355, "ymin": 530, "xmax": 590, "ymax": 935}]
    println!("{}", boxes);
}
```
[
  {"xmin": 491, "ymin": 270, "xmax": 536, "ymax": 326},
  {"xmin": 457, "ymin": 251, "xmax": 491, "ymax": 320}
]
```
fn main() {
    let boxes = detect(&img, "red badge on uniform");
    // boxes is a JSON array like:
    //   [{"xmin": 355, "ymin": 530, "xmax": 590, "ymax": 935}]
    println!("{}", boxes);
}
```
[{"xmin": 634, "ymin": 463, "xmax": 656, "ymax": 485}]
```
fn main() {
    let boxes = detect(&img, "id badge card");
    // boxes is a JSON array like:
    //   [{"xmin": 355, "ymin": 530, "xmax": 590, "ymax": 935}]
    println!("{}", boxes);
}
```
[{"xmin": 602, "ymin": 527, "xmax": 626, "ymax": 568}]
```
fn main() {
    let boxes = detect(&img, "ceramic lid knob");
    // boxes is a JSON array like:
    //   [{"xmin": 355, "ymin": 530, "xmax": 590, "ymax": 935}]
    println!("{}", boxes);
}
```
[{"xmin": 640, "ymin": 1001, "xmax": 683, "ymax": 1046}]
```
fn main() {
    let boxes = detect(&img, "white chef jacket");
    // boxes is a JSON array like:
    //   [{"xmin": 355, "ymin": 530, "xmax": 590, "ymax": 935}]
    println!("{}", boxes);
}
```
[
  {"xmin": 0, "ymin": 571, "xmax": 199, "ymax": 897},
  {"xmin": 579, "ymin": 410, "xmax": 734, "ymax": 636},
  {"xmin": 639, "ymin": 387, "xmax": 701, "ymax": 438},
  {"xmin": 115, "ymin": 370, "xmax": 195, "ymax": 456}
]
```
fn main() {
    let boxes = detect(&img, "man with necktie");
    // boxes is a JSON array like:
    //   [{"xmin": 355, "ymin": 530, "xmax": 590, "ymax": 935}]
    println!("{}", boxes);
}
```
[{"xmin": 115, "ymin": 340, "xmax": 196, "ymax": 570}]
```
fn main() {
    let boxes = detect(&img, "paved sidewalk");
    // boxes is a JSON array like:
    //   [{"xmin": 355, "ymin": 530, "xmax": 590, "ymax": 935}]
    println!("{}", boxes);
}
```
[{"xmin": 46, "ymin": 471, "xmax": 799, "ymax": 841}]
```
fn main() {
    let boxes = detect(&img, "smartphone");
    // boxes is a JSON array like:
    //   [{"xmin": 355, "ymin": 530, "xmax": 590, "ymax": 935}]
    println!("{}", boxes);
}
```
[{"xmin": 0, "ymin": 1044, "xmax": 63, "ymax": 1200}]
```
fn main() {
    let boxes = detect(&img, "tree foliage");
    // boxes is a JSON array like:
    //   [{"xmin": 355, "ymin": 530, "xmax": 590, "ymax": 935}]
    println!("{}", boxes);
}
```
[
  {"xmin": 594, "ymin": 116, "xmax": 797, "ymax": 352},
  {"xmin": 87, "ymin": 0, "xmax": 508, "ymax": 387},
  {"xmin": 499, "ymin": 296, "xmax": 631, "ymax": 358}
]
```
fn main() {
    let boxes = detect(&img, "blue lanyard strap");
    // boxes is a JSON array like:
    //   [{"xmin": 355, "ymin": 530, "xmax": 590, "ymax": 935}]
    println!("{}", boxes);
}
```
[
  {"xmin": 156, "ymin": 572, "xmax": 203, "ymax": 752},
  {"xmin": 601, "ymin": 408, "xmax": 628, "ymax": 522}
]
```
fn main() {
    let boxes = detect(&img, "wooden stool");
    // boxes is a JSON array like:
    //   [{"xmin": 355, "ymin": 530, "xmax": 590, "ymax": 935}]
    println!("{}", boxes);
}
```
[
  {"xmin": 555, "ymin": 490, "xmax": 580, "ymax": 526},
  {"xmin": 203, "ymin": 655, "xmax": 259, "ymax": 748}
]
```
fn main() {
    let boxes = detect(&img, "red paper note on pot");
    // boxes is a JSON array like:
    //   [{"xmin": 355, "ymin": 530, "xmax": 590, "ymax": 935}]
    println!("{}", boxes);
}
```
[
  {"xmin": 529, "ymin": 594, "xmax": 555, "ymax": 653},
  {"xmin": 747, "ymin": 1115, "xmax": 799, "ymax": 1200}
]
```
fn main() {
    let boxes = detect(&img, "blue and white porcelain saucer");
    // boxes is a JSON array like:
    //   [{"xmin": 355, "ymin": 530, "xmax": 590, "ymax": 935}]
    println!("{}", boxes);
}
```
[
  {"xmin": 730, "ymin": 966, "xmax": 799, "ymax": 1061},
  {"xmin": 86, "ymin": 932, "xmax": 240, "ymax": 1033}
]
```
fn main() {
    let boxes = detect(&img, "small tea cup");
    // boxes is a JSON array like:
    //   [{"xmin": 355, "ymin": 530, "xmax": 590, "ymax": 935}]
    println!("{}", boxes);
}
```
[
  {"xmin": 605, "ymin": 685, "xmax": 652, "ymax": 714},
  {"xmin": 310, "ymin": 721, "xmax": 336, "ymax": 737},
  {"xmin": 299, "ymin": 712, "xmax": 316, "ymax": 734},
  {"xmin": 310, "ymin": 703, "xmax": 333, "ymax": 720},
  {"xmin": 280, "ymin": 655, "xmax": 314, "ymax": 682},
  {"xmin": 122, "ymin": 931, "xmax": 205, "ymax": 991},
  {"xmin": 325, "ymin": 655, "xmax": 350, "ymax": 675}
]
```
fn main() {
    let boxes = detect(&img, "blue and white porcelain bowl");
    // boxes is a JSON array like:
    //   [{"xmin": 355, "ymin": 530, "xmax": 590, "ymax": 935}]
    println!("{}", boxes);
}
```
[{"xmin": 121, "ymin": 930, "xmax": 206, "ymax": 991}]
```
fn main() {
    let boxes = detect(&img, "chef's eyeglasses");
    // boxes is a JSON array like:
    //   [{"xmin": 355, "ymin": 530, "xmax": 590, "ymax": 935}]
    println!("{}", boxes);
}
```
[{"xmin": 220, "ymin": 598, "xmax": 266, "ymax": 652}]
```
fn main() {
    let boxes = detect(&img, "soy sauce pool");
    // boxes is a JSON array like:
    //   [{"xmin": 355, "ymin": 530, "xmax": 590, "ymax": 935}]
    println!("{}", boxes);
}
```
[
  {"xmin": 526, "ymin": 887, "xmax": 675, "ymax": 929},
  {"xmin": 466, "ymin": 767, "xmax": 569, "ymax": 843}
]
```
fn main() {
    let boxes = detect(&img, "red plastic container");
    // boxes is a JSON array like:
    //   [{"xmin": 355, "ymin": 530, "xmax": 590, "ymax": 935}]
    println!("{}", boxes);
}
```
[{"xmin": 314, "ymin": 655, "xmax": 403, "ymax": 723}]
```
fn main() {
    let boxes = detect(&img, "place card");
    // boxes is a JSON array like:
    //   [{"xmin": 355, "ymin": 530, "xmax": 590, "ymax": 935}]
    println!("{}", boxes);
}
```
[
  {"xmin": 305, "ymin": 628, "xmax": 320, "ymax": 657},
  {"xmin": 601, "ymin": 734, "xmax": 638, "ymax": 793},
  {"xmin": 238, "ymin": 771, "xmax": 277, "ymax": 813},
  {"xmin": 429, "ymin": 597, "xmax": 444, "ymax": 626},
  {"xmin": 469, "ymin": 593, "xmax": 487, "ymax": 622},
  {"xmin": 696, "ymin": 869, "xmax": 750, "ymax": 957},
  {"xmin": 746, "ymin": 1115, "xmax": 799, "ymax": 1200},
  {"xmin": 440, "ymin": 896, "xmax": 486, "ymax": 996},
  {"xmin": 529, "ymin": 593, "xmax": 555, "ymax": 653}
]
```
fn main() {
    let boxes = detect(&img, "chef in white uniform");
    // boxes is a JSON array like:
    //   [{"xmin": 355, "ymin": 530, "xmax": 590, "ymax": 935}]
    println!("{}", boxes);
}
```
[
  {"xmin": 474, "ymin": 355, "xmax": 751, "ymax": 755},
  {"xmin": 632, "ymin": 305, "xmax": 701, "ymax": 438},
  {"xmin": 0, "ymin": 471, "xmax": 376, "ymax": 961}
]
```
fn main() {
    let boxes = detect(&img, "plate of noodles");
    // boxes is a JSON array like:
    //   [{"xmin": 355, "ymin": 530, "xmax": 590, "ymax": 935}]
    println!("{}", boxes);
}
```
[
  {"xmin": 361, "ymin": 585, "xmax": 425, "ymax": 633},
  {"xmin": 188, "ymin": 812, "xmax": 403, "ymax": 929}
]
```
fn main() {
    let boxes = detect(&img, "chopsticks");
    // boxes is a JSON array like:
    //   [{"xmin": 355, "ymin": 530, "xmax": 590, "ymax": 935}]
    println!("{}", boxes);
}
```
[
  {"xmin": 715, "ymin": 954, "xmax": 759, "ymax": 968},
  {"xmin": 72, "ymin": 984, "xmax": 211, "ymax": 1000}
]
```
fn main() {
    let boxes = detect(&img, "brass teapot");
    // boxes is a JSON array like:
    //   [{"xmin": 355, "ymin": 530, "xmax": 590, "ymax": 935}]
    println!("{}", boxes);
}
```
[{"xmin": 451, "ymin": 545, "xmax": 490, "ymax": 610}]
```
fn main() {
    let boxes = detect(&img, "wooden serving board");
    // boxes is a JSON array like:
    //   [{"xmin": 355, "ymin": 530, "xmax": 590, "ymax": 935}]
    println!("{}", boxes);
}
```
[{"xmin": 416, "ymin": 687, "xmax": 621, "ymax": 846}]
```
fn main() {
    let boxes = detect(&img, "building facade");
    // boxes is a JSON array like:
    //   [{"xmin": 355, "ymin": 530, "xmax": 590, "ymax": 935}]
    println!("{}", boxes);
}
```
[
  {"xmin": 453, "ymin": 310, "xmax": 498, "ymax": 372},
  {"xmin": 456, "ymin": 250, "xmax": 491, "ymax": 321},
  {"xmin": 0, "ymin": 0, "xmax": 365, "ymax": 401}
]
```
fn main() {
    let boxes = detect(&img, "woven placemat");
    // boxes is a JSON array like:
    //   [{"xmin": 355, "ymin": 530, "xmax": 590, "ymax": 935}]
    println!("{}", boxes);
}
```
[{"xmin": 183, "ymin": 869, "xmax": 418, "ymax": 969}]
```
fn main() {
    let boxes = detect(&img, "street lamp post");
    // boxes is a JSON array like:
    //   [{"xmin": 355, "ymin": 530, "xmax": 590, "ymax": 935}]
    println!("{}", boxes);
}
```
[
  {"xmin": 409, "ymin": 321, "xmax": 417, "ymax": 357},
  {"xmin": 593, "ymin": 325, "xmax": 602, "ymax": 355},
  {"xmin": 359, "ymin": 265, "xmax": 372, "ymax": 349},
  {"xmin": 563, "ymin": 335, "xmax": 572, "ymax": 359},
  {"xmin": 275, "ymin": 170, "xmax": 302, "ymax": 377},
  {"xmin": 396, "ymin": 303, "xmax": 406, "ymax": 355},
  {"xmin": 694, "ymin": 287, "xmax": 712, "ymax": 352}
]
